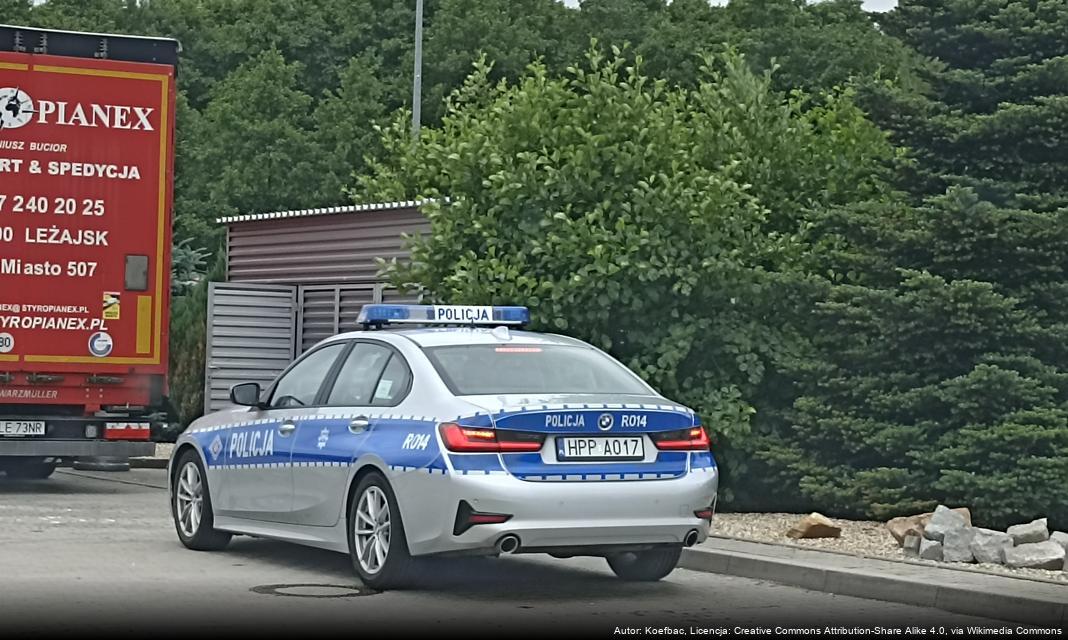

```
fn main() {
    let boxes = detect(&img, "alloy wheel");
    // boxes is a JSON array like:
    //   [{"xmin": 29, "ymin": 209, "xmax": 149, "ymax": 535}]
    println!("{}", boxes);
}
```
[
  {"xmin": 176, "ymin": 461, "xmax": 203, "ymax": 537},
  {"xmin": 354, "ymin": 486, "xmax": 391, "ymax": 574}
]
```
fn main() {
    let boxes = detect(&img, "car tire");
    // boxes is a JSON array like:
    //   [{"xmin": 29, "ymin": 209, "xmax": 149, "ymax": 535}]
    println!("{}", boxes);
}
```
[
  {"xmin": 2, "ymin": 457, "xmax": 57, "ymax": 479},
  {"xmin": 170, "ymin": 450, "xmax": 231, "ymax": 551},
  {"xmin": 606, "ymin": 545, "xmax": 682, "ymax": 581},
  {"xmin": 347, "ymin": 471, "xmax": 417, "ymax": 590}
]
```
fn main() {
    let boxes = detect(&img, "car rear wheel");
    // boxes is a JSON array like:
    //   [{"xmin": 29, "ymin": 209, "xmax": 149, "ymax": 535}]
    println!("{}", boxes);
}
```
[
  {"xmin": 348, "ymin": 471, "xmax": 417, "ymax": 590},
  {"xmin": 171, "ymin": 450, "xmax": 231, "ymax": 551},
  {"xmin": 2, "ymin": 457, "xmax": 57, "ymax": 479},
  {"xmin": 606, "ymin": 545, "xmax": 682, "ymax": 581}
]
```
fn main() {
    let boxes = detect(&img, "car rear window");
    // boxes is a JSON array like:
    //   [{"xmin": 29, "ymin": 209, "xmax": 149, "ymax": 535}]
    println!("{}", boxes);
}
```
[{"xmin": 423, "ymin": 344, "xmax": 653, "ymax": 396}]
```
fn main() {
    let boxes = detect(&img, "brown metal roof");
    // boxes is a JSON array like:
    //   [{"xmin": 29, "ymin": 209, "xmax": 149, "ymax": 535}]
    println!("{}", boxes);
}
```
[{"xmin": 225, "ymin": 205, "xmax": 430, "ymax": 285}]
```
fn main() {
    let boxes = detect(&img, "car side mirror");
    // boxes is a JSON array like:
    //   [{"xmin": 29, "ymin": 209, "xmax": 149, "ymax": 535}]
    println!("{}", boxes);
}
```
[{"xmin": 230, "ymin": 382, "xmax": 264, "ymax": 408}]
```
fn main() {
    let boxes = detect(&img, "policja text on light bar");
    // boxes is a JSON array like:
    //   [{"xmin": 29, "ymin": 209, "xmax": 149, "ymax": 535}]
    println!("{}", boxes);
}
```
[{"xmin": 357, "ymin": 304, "xmax": 530, "ymax": 328}]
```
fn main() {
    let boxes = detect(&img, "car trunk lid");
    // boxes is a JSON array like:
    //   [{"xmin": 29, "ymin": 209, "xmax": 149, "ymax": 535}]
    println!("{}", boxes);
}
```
[{"xmin": 454, "ymin": 394, "xmax": 702, "ymax": 482}]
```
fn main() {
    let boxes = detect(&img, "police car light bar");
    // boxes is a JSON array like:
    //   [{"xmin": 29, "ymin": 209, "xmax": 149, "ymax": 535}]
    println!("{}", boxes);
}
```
[{"xmin": 357, "ymin": 304, "xmax": 530, "ymax": 328}]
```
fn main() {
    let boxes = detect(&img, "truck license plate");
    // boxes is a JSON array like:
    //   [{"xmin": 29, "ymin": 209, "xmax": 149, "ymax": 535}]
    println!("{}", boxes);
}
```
[
  {"xmin": 0, "ymin": 421, "xmax": 46, "ymax": 436},
  {"xmin": 557, "ymin": 437, "xmax": 644, "ymax": 461}
]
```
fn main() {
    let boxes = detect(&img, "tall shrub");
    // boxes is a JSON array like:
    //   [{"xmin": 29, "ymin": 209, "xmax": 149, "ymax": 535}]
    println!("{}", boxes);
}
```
[
  {"xmin": 168, "ymin": 256, "xmax": 224, "ymax": 431},
  {"xmin": 872, "ymin": 0, "xmax": 1068, "ymax": 212},
  {"xmin": 753, "ymin": 189, "xmax": 1068, "ymax": 528},
  {"xmin": 355, "ymin": 47, "xmax": 896, "ymax": 494}
]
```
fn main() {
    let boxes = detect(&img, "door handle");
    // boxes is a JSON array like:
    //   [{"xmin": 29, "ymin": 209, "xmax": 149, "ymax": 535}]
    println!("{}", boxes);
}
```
[
  {"xmin": 278, "ymin": 421, "xmax": 297, "ymax": 436},
  {"xmin": 348, "ymin": 417, "xmax": 370, "ymax": 434}
]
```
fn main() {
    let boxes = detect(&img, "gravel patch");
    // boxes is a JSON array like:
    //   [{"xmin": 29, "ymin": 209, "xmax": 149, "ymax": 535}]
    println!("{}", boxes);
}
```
[{"xmin": 713, "ymin": 512, "xmax": 1068, "ymax": 585}]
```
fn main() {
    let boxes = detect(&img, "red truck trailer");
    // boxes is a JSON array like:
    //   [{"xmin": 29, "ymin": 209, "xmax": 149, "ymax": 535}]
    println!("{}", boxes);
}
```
[{"xmin": 0, "ymin": 25, "xmax": 179, "ymax": 478}]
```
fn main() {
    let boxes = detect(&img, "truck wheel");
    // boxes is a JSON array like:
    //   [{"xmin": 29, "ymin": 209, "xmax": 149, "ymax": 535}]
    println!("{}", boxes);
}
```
[
  {"xmin": 606, "ymin": 545, "xmax": 682, "ymax": 581},
  {"xmin": 3, "ymin": 457, "xmax": 57, "ymax": 479},
  {"xmin": 347, "ymin": 471, "xmax": 417, "ymax": 590},
  {"xmin": 171, "ymin": 450, "xmax": 231, "ymax": 551}
]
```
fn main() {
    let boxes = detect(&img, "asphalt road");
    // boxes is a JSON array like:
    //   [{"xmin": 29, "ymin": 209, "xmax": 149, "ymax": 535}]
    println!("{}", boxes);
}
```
[{"xmin": 0, "ymin": 469, "xmax": 1021, "ymax": 637}]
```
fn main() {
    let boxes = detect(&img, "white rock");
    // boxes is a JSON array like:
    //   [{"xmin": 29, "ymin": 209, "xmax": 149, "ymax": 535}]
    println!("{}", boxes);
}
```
[
  {"xmin": 886, "ymin": 507, "xmax": 969, "ymax": 545},
  {"xmin": 1049, "ymin": 531, "xmax": 1068, "ymax": 553},
  {"xmin": 903, "ymin": 533, "xmax": 921, "ymax": 558},
  {"xmin": 970, "ymin": 528, "xmax": 1013, "ymax": 564},
  {"xmin": 943, "ymin": 527, "xmax": 975, "ymax": 563},
  {"xmin": 1003, "ymin": 540, "xmax": 1064, "ymax": 570},
  {"xmin": 1006, "ymin": 518, "xmax": 1049, "ymax": 545},
  {"xmin": 918, "ymin": 538, "xmax": 943, "ymax": 561},
  {"xmin": 924, "ymin": 505, "xmax": 967, "ymax": 542}
]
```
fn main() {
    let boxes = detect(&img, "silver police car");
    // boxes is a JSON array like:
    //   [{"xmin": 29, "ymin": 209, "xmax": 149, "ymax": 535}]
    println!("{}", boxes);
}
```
[{"xmin": 169, "ymin": 305, "xmax": 718, "ymax": 589}]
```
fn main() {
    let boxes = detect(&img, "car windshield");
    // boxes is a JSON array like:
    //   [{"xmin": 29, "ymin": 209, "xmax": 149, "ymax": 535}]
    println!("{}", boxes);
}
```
[{"xmin": 423, "ymin": 344, "xmax": 654, "ymax": 396}]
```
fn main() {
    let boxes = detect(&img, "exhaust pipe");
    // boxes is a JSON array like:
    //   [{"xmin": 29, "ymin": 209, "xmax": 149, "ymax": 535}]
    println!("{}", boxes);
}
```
[
  {"xmin": 684, "ymin": 529, "xmax": 700, "ymax": 547},
  {"xmin": 496, "ymin": 534, "xmax": 521, "ymax": 554}
]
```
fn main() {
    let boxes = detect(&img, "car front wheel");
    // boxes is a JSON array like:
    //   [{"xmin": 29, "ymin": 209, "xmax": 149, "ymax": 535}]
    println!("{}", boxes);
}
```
[
  {"xmin": 348, "ymin": 471, "xmax": 417, "ymax": 589},
  {"xmin": 606, "ymin": 545, "xmax": 682, "ymax": 581},
  {"xmin": 171, "ymin": 450, "xmax": 231, "ymax": 551}
]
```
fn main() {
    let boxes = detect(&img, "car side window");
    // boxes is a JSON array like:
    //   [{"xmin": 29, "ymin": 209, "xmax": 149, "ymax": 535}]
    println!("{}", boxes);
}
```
[
  {"xmin": 370, "ymin": 353, "xmax": 412, "ymax": 406},
  {"xmin": 326, "ymin": 343, "xmax": 394, "ymax": 407},
  {"xmin": 269, "ymin": 343, "xmax": 346, "ymax": 409}
]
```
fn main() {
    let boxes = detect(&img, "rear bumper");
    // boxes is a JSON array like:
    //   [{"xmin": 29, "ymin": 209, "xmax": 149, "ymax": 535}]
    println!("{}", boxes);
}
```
[
  {"xmin": 393, "ymin": 466, "xmax": 718, "ymax": 556},
  {"xmin": 0, "ymin": 439, "xmax": 155, "ymax": 457}
]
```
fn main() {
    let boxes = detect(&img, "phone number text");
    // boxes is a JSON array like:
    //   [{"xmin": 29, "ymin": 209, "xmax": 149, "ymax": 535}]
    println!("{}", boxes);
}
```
[{"xmin": 0, "ymin": 194, "xmax": 105, "ymax": 216}]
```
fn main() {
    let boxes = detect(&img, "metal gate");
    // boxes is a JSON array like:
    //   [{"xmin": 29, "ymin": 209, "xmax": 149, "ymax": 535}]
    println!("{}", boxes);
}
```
[
  {"xmin": 204, "ymin": 282, "xmax": 421, "ymax": 412},
  {"xmin": 203, "ymin": 283, "xmax": 297, "ymax": 413},
  {"xmin": 295, "ymin": 284, "xmax": 420, "ymax": 354}
]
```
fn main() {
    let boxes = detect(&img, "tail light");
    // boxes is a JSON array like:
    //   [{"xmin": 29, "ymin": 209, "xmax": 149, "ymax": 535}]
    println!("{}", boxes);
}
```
[
  {"xmin": 104, "ymin": 422, "xmax": 151, "ymax": 441},
  {"xmin": 438, "ymin": 423, "xmax": 545, "ymax": 453},
  {"xmin": 651, "ymin": 426, "xmax": 710, "ymax": 451}
]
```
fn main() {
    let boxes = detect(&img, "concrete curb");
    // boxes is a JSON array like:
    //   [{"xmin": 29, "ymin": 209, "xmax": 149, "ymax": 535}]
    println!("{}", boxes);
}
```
[{"xmin": 681, "ymin": 540, "xmax": 1067, "ymax": 626}]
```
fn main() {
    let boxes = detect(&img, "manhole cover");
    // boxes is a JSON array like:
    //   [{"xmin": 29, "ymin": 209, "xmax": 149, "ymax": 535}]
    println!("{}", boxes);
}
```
[{"xmin": 250, "ymin": 583, "xmax": 376, "ymax": 598}]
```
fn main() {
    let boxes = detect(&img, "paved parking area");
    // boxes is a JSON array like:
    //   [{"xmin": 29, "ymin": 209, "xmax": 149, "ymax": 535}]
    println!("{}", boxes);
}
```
[{"xmin": 0, "ymin": 469, "xmax": 1022, "ymax": 636}]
